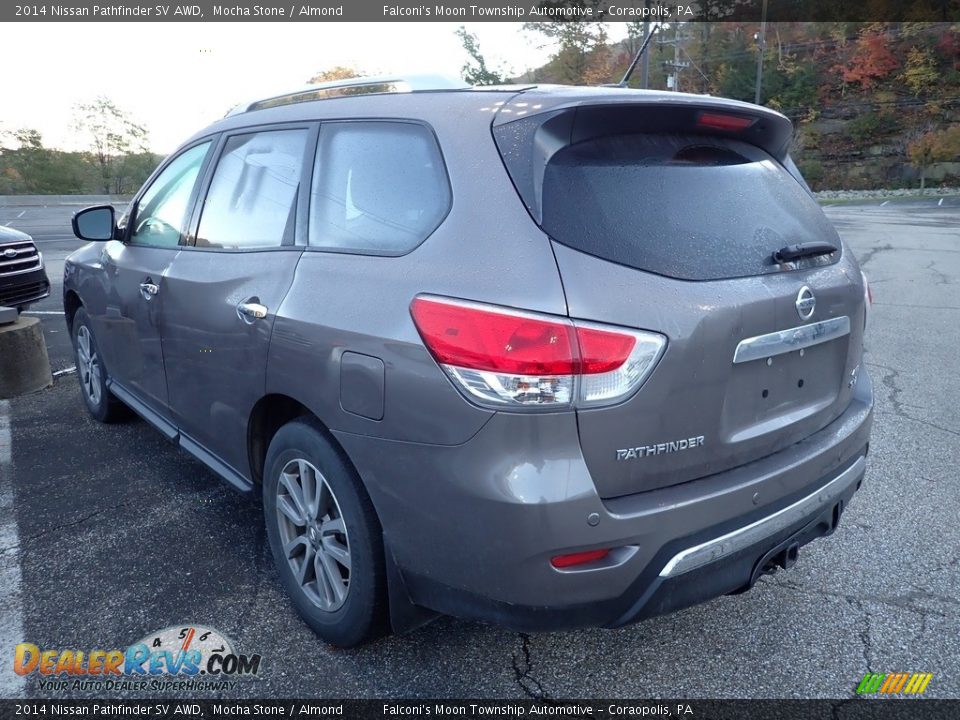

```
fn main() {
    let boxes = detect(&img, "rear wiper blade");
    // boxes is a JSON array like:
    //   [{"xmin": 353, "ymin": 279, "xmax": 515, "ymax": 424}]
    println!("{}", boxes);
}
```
[{"xmin": 772, "ymin": 241, "xmax": 838, "ymax": 263}]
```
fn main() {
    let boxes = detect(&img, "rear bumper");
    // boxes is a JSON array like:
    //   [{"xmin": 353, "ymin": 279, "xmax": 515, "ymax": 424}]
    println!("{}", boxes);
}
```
[
  {"xmin": 394, "ymin": 452, "xmax": 864, "ymax": 632},
  {"xmin": 334, "ymin": 367, "xmax": 873, "ymax": 632},
  {"xmin": 0, "ymin": 267, "xmax": 50, "ymax": 308}
]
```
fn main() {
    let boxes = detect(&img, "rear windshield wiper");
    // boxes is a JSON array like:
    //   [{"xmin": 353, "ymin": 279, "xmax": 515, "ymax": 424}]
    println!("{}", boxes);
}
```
[{"xmin": 772, "ymin": 241, "xmax": 838, "ymax": 263}]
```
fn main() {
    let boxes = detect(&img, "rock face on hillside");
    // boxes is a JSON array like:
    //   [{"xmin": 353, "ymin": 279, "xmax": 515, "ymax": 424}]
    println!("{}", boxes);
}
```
[{"xmin": 791, "ymin": 105, "xmax": 960, "ymax": 191}]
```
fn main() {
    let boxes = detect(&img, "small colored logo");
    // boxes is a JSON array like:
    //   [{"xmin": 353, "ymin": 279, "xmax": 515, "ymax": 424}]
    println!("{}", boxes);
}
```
[
  {"xmin": 13, "ymin": 624, "xmax": 261, "ymax": 691},
  {"xmin": 856, "ymin": 672, "xmax": 933, "ymax": 695}
]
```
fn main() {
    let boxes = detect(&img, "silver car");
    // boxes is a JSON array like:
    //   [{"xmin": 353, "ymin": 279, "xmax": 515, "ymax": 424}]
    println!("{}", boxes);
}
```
[
  {"xmin": 64, "ymin": 76, "xmax": 873, "ymax": 647},
  {"xmin": 1, "ymin": 226, "xmax": 50, "ymax": 311}
]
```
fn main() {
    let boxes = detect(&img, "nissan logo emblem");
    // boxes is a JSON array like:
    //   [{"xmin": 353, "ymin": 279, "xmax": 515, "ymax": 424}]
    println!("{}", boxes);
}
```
[{"xmin": 796, "ymin": 286, "xmax": 816, "ymax": 320}]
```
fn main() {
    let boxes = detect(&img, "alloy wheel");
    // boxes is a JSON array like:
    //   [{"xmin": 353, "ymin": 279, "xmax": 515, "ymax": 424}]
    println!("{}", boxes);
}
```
[
  {"xmin": 76, "ymin": 325, "xmax": 102, "ymax": 407},
  {"xmin": 275, "ymin": 458, "xmax": 352, "ymax": 611}
]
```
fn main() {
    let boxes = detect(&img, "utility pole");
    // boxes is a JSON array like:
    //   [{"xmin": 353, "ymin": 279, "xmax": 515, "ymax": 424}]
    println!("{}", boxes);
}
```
[
  {"xmin": 641, "ymin": 18, "xmax": 650, "ymax": 89},
  {"xmin": 754, "ymin": 0, "xmax": 768, "ymax": 104},
  {"xmin": 660, "ymin": 23, "xmax": 689, "ymax": 91}
]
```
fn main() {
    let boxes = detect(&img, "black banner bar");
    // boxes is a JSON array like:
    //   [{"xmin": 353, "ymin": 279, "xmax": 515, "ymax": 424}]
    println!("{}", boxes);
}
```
[
  {"xmin": 2, "ymin": 700, "xmax": 959, "ymax": 720},
  {"xmin": 4, "ymin": 0, "xmax": 959, "ymax": 23}
]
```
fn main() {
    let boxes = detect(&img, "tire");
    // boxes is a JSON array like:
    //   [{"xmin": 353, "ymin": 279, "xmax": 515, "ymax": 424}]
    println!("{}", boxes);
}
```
[
  {"xmin": 71, "ymin": 307, "xmax": 127, "ymax": 423},
  {"xmin": 263, "ymin": 417, "xmax": 388, "ymax": 647}
]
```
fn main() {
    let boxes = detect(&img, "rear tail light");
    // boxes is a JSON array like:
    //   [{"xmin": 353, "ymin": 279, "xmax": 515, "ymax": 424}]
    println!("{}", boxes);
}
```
[
  {"xmin": 861, "ymin": 270, "xmax": 872, "ymax": 331},
  {"xmin": 550, "ymin": 549, "xmax": 610, "ymax": 569},
  {"xmin": 410, "ymin": 296, "xmax": 666, "ymax": 410}
]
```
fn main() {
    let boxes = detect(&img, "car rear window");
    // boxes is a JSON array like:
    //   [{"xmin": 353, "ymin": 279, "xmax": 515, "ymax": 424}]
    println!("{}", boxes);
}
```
[{"xmin": 505, "ymin": 131, "xmax": 840, "ymax": 281}]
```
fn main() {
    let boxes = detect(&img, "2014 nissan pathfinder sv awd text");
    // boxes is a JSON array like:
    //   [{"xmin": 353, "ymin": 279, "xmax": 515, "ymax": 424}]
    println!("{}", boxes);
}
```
[{"xmin": 64, "ymin": 77, "xmax": 874, "ymax": 647}]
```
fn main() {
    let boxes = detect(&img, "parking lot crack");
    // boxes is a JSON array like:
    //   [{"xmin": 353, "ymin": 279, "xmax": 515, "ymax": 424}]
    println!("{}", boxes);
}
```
[
  {"xmin": 511, "ymin": 632, "xmax": 547, "ymax": 700},
  {"xmin": 857, "ymin": 243, "xmax": 894, "ymax": 268},
  {"xmin": 866, "ymin": 362, "xmax": 908, "ymax": 418},
  {"xmin": 23, "ymin": 501, "xmax": 131, "ymax": 543},
  {"xmin": 923, "ymin": 260, "xmax": 953, "ymax": 286},
  {"xmin": 874, "ymin": 409, "xmax": 960, "ymax": 439},
  {"xmin": 864, "ymin": 363, "xmax": 959, "ymax": 437},
  {"xmin": 774, "ymin": 577, "xmax": 947, "ymax": 617},
  {"xmin": 849, "ymin": 598, "xmax": 874, "ymax": 671}
]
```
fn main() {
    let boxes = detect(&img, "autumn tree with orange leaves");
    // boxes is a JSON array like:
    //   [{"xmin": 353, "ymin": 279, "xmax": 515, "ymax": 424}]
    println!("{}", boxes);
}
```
[{"xmin": 835, "ymin": 29, "xmax": 900, "ymax": 92}]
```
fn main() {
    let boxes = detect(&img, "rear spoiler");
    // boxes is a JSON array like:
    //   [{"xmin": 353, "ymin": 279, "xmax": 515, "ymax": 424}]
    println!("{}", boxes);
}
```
[
  {"xmin": 491, "ymin": 87, "xmax": 796, "ymax": 223},
  {"xmin": 491, "ymin": 86, "xmax": 793, "ymax": 160}
]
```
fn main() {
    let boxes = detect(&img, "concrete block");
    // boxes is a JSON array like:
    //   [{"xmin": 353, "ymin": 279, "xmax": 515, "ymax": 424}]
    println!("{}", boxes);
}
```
[
  {"xmin": 0, "ymin": 315, "xmax": 52, "ymax": 398},
  {"xmin": 0, "ymin": 306, "xmax": 16, "ymax": 326}
]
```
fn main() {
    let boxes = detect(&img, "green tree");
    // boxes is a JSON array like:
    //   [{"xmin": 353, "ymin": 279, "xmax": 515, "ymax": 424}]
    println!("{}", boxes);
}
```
[
  {"xmin": 0, "ymin": 129, "xmax": 94, "ymax": 194},
  {"xmin": 523, "ymin": 7, "xmax": 605, "ymax": 84},
  {"xmin": 713, "ymin": 30, "xmax": 757, "ymax": 101},
  {"xmin": 769, "ymin": 60, "xmax": 820, "ymax": 113},
  {"xmin": 850, "ymin": 111, "xmax": 899, "ymax": 143},
  {"xmin": 455, "ymin": 26, "xmax": 505, "ymax": 85},
  {"xmin": 73, "ymin": 97, "xmax": 149, "ymax": 194}
]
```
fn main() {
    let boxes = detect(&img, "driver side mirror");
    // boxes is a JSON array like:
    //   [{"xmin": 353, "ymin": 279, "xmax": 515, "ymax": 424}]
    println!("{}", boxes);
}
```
[{"xmin": 72, "ymin": 205, "xmax": 116, "ymax": 241}]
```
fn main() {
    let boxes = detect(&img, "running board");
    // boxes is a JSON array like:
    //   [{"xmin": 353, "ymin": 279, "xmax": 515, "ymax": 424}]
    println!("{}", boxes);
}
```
[
  {"xmin": 106, "ymin": 380, "xmax": 252, "ymax": 493},
  {"xmin": 178, "ymin": 434, "xmax": 253, "ymax": 493},
  {"xmin": 106, "ymin": 380, "xmax": 178, "ymax": 441}
]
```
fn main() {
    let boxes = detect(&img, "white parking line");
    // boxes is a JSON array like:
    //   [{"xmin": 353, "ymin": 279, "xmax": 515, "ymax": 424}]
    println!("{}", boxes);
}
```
[
  {"xmin": 880, "ymin": 201, "xmax": 889, "ymax": 207},
  {"xmin": 939, "ymin": 198, "xmax": 944, "ymax": 206},
  {"xmin": 16, "ymin": 211, "xmax": 25, "ymax": 219},
  {"xmin": 22, "ymin": 311, "xmax": 63, "ymax": 316},
  {"xmin": 0, "ymin": 400, "xmax": 26, "ymax": 697},
  {"xmin": 52, "ymin": 366, "xmax": 77, "ymax": 377}
]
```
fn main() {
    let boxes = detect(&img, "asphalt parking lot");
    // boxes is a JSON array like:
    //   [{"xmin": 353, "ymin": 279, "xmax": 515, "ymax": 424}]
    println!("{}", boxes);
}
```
[{"xmin": 0, "ymin": 198, "xmax": 958, "ymax": 700}]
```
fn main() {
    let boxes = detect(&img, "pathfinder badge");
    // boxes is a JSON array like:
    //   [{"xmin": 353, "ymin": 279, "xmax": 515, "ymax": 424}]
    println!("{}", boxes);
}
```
[{"xmin": 617, "ymin": 435, "xmax": 705, "ymax": 461}]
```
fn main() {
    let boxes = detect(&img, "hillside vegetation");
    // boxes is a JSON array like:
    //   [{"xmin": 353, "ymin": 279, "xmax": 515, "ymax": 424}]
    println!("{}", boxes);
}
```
[{"xmin": 512, "ymin": 22, "xmax": 960, "ymax": 190}]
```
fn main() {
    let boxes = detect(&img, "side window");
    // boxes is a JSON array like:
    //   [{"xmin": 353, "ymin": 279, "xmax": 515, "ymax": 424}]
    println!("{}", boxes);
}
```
[
  {"xmin": 309, "ymin": 122, "xmax": 450, "ymax": 255},
  {"xmin": 196, "ymin": 129, "xmax": 308, "ymax": 249},
  {"xmin": 129, "ymin": 142, "xmax": 210, "ymax": 248}
]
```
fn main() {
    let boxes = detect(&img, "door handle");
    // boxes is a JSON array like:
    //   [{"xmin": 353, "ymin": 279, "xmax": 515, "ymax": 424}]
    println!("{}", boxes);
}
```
[
  {"xmin": 237, "ymin": 301, "xmax": 268, "ymax": 322},
  {"xmin": 139, "ymin": 281, "xmax": 159, "ymax": 300}
]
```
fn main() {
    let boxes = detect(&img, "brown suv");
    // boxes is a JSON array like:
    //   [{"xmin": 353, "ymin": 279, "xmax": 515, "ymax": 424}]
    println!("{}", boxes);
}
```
[{"xmin": 66, "ymin": 76, "xmax": 874, "ymax": 647}]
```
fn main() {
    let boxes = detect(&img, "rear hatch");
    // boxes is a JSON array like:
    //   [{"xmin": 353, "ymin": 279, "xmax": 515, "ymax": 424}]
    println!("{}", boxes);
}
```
[{"xmin": 493, "ymin": 90, "xmax": 866, "ymax": 498}]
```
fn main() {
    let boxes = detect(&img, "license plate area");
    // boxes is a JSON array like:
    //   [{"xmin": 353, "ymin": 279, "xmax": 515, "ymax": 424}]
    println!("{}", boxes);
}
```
[{"xmin": 721, "ymin": 339, "xmax": 846, "ymax": 443}]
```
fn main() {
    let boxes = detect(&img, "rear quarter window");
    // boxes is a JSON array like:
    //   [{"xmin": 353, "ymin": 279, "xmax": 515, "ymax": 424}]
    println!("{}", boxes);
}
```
[{"xmin": 308, "ymin": 121, "xmax": 450, "ymax": 256}]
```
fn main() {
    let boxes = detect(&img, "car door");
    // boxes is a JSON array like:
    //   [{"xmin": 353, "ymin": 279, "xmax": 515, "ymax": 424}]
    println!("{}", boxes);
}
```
[
  {"xmin": 96, "ymin": 141, "xmax": 212, "ymax": 421},
  {"xmin": 159, "ymin": 126, "xmax": 312, "ymax": 485}
]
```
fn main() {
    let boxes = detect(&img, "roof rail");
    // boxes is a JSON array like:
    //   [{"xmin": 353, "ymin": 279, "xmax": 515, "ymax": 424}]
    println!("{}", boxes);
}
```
[{"xmin": 226, "ymin": 74, "xmax": 472, "ymax": 116}]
